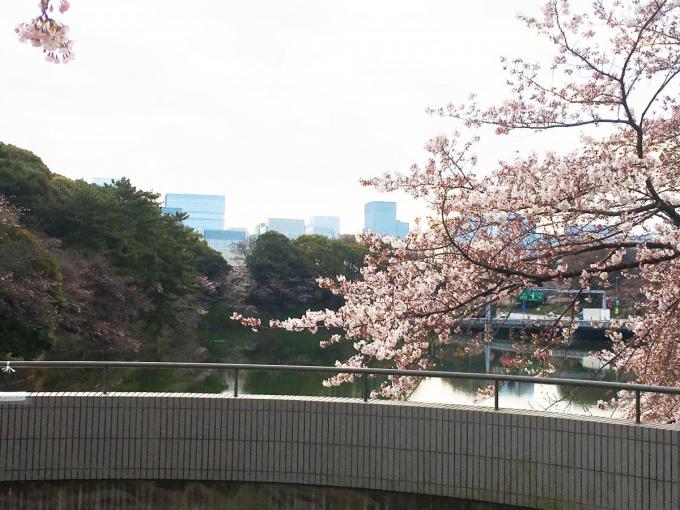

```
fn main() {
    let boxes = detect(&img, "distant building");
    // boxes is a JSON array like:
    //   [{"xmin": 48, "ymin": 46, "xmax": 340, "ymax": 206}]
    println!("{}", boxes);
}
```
[
  {"xmin": 308, "ymin": 216, "xmax": 340, "ymax": 238},
  {"xmin": 204, "ymin": 228, "xmax": 247, "ymax": 266},
  {"xmin": 164, "ymin": 194, "xmax": 225, "ymax": 232},
  {"xmin": 363, "ymin": 201, "xmax": 409, "ymax": 238},
  {"xmin": 161, "ymin": 206, "xmax": 183, "ymax": 215},
  {"xmin": 396, "ymin": 220, "xmax": 409, "ymax": 238},
  {"xmin": 267, "ymin": 218, "xmax": 305, "ymax": 239},
  {"xmin": 254, "ymin": 223, "xmax": 268, "ymax": 237},
  {"xmin": 90, "ymin": 177, "xmax": 117, "ymax": 187}
]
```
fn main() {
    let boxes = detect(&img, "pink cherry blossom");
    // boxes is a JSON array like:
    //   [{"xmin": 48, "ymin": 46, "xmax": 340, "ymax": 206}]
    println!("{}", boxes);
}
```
[
  {"xmin": 232, "ymin": 0, "xmax": 680, "ymax": 422},
  {"xmin": 15, "ymin": 0, "xmax": 74, "ymax": 63}
]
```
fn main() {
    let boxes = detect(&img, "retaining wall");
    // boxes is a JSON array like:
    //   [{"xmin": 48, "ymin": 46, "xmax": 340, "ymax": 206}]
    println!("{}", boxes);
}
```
[{"xmin": 0, "ymin": 392, "xmax": 678, "ymax": 509}]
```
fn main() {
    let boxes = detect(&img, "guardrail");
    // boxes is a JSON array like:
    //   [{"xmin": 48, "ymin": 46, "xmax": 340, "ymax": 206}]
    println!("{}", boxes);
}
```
[{"xmin": 4, "ymin": 360, "xmax": 680, "ymax": 424}]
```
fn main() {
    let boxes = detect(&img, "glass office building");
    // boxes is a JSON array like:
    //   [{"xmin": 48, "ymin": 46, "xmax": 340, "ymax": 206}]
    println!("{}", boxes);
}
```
[
  {"xmin": 308, "ymin": 216, "xmax": 340, "ymax": 238},
  {"xmin": 164, "ymin": 194, "xmax": 225, "ymax": 232},
  {"xmin": 204, "ymin": 229, "xmax": 247, "ymax": 265},
  {"xmin": 267, "ymin": 218, "xmax": 306, "ymax": 239},
  {"xmin": 161, "ymin": 206, "xmax": 183, "ymax": 215},
  {"xmin": 396, "ymin": 220, "xmax": 409, "ymax": 238},
  {"xmin": 363, "ymin": 201, "xmax": 409, "ymax": 238}
]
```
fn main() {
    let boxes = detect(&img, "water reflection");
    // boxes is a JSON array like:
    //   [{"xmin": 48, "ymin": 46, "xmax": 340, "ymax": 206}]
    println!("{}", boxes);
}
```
[
  {"xmin": 407, "ymin": 345, "xmax": 624, "ymax": 418},
  {"xmin": 409, "ymin": 377, "xmax": 623, "ymax": 418}
]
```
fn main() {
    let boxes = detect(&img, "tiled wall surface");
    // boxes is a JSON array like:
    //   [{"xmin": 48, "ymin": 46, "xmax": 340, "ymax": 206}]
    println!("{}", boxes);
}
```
[{"xmin": 0, "ymin": 393, "xmax": 677, "ymax": 509}]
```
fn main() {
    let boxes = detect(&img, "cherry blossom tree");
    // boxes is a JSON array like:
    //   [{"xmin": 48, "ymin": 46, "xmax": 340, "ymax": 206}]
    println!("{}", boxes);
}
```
[
  {"xmin": 15, "ymin": 0, "xmax": 73, "ymax": 63},
  {"xmin": 236, "ymin": 0, "xmax": 680, "ymax": 422}
]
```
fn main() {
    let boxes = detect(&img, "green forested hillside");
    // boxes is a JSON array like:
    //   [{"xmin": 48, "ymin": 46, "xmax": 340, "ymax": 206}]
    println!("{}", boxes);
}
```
[
  {"xmin": 0, "ymin": 142, "xmax": 369, "ymax": 393},
  {"xmin": 0, "ymin": 142, "xmax": 230, "ymax": 361}
]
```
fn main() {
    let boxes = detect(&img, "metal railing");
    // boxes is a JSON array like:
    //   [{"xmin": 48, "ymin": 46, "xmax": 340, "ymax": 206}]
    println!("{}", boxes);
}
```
[{"xmin": 4, "ymin": 360, "xmax": 680, "ymax": 424}]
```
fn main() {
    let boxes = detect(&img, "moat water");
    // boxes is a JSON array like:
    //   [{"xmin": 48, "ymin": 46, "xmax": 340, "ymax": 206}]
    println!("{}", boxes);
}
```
[{"xmin": 1, "ymin": 324, "xmax": 624, "ymax": 419}]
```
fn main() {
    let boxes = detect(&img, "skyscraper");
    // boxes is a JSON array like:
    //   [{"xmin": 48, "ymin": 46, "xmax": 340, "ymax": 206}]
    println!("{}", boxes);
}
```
[
  {"xmin": 267, "ymin": 218, "xmax": 305, "ymax": 239},
  {"xmin": 308, "ymin": 216, "xmax": 340, "ymax": 238},
  {"xmin": 204, "ymin": 228, "xmax": 247, "ymax": 265},
  {"xmin": 363, "ymin": 201, "xmax": 409, "ymax": 238},
  {"xmin": 396, "ymin": 220, "xmax": 409, "ymax": 238},
  {"xmin": 164, "ymin": 194, "xmax": 225, "ymax": 232}
]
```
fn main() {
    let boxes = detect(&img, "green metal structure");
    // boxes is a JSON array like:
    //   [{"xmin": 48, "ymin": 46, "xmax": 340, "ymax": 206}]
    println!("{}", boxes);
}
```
[{"xmin": 517, "ymin": 289, "xmax": 545, "ymax": 304}]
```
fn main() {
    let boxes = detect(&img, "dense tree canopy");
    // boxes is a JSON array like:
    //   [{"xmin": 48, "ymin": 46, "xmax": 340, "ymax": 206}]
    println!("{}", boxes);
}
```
[
  {"xmin": 0, "ymin": 198, "xmax": 59, "ymax": 358},
  {"xmin": 294, "ymin": 234, "xmax": 366, "ymax": 281},
  {"xmin": 0, "ymin": 143, "xmax": 230, "ymax": 359},
  {"xmin": 0, "ymin": 143, "xmax": 56, "ymax": 216},
  {"xmin": 243, "ymin": 232, "xmax": 367, "ymax": 313},
  {"xmin": 247, "ymin": 232, "xmax": 306, "ymax": 285}
]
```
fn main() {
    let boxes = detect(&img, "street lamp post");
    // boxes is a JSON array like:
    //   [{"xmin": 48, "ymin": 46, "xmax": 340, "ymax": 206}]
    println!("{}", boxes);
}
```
[
  {"xmin": 615, "ymin": 276, "xmax": 619, "ymax": 297},
  {"xmin": 614, "ymin": 276, "xmax": 620, "ymax": 316}
]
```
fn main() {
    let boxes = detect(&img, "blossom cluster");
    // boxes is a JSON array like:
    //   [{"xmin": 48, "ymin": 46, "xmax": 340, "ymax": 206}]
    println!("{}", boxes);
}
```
[
  {"xmin": 15, "ymin": 1, "xmax": 74, "ymax": 63},
  {"xmin": 230, "ymin": 312, "xmax": 261, "ymax": 331}
]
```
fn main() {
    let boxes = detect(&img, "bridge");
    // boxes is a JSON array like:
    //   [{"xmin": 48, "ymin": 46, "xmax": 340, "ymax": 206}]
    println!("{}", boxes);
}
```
[
  {"xmin": 1, "ymin": 361, "xmax": 679, "ymax": 509},
  {"xmin": 462, "ymin": 317, "xmax": 612, "ymax": 329}
]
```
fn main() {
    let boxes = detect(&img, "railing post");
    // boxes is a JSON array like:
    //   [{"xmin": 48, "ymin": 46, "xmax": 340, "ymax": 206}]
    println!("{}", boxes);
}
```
[
  {"xmin": 635, "ymin": 389, "xmax": 641, "ymax": 424},
  {"xmin": 363, "ymin": 373, "xmax": 369, "ymax": 402},
  {"xmin": 233, "ymin": 368, "xmax": 239, "ymax": 397},
  {"xmin": 102, "ymin": 367, "xmax": 108, "ymax": 395},
  {"xmin": 494, "ymin": 379, "xmax": 499, "ymax": 410}
]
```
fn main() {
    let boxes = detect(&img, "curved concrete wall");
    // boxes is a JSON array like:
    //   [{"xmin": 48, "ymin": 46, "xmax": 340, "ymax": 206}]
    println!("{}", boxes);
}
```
[{"xmin": 0, "ymin": 393, "xmax": 677, "ymax": 509}]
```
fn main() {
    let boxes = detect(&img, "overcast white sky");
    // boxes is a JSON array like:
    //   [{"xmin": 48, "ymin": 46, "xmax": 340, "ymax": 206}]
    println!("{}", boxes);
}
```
[{"xmin": 2, "ymin": 0, "xmax": 571, "ymax": 234}]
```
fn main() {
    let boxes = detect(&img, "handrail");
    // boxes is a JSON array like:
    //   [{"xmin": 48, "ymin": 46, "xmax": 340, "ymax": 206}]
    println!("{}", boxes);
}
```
[{"xmin": 4, "ymin": 360, "xmax": 680, "ymax": 423}]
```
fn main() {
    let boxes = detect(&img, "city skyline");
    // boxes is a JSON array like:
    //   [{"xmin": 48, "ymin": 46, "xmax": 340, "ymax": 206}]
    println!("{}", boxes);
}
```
[
  {"xmin": 161, "ymin": 191, "xmax": 409, "ymax": 238},
  {"xmin": 1, "ymin": 0, "xmax": 571, "ymax": 234},
  {"xmin": 127, "ymin": 175, "xmax": 414, "ymax": 235}
]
